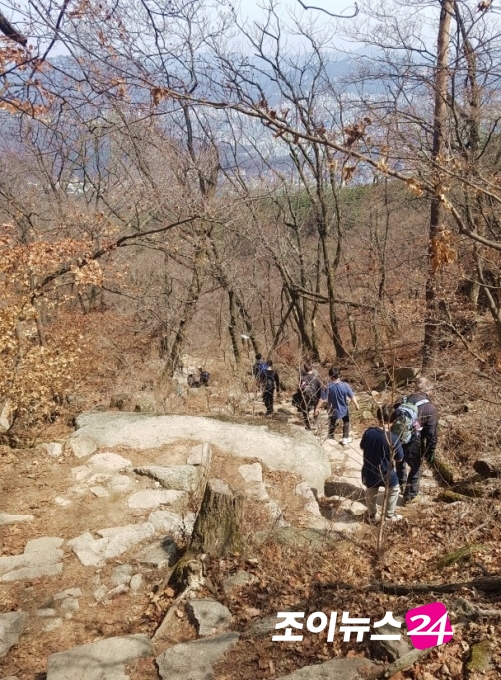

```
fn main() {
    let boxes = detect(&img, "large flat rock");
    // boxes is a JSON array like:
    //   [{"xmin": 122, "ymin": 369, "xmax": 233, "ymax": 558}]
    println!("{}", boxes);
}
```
[
  {"xmin": 46, "ymin": 634, "xmax": 153, "ymax": 680},
  {"xmin": 73, "ymin": 413, "xmax": 330, "ymax": 490},
  {"xmin": 156, "ymin": 632, "xmax": 240, "ymax": 680},
  {"xmin": 275, "ymin": 658, "xmax": 377, "ymax": 679},
  {"xmin": 0, "ymin": 612, "xmax": 27, "ymax": 657}
]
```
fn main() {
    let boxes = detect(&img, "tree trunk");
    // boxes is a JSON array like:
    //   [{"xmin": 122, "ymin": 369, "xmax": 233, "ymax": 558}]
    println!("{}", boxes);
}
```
[
  {"xmin": 422, "ymin": 0, "xmax": 454, "ymax": 370},
  {"xmin": 190, "ymin": 478, "xmax": 244, "ymax": 556}
]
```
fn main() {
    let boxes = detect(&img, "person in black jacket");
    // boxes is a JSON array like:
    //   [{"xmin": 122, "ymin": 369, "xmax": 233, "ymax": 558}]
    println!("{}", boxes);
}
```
[
  {"xmin": 395, "ymin": 376, "xmax": 439, "ymax": 504},
  {"xmin": 262, "ymin": 360, "xmax": 280, "ymax": 415},
  {"xmin": 294, "ymin": 363, "xmax": 323, "ymax": 430}
]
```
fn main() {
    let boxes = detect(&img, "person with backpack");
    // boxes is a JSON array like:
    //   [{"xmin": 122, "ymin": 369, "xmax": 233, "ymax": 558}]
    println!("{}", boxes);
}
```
[
  {"xmin": 361, "ymin": 405, "xmax": 404, "ymax": 523},
  {"xmin": 293, "ymin": 363, "xmax": 323, "ymax": 430},
  {"xmin": 198, "ymin": 367, "xmax": 210, "ymax": 387},
  {"xmin": 393, "ymin": 376, "xmax": 439, "ymax": 504},
  {"xmin": 322, "ymin": 367, "xmax": 360, "ymax": 444},
  {"xmin": 262, "ymin": 360, "xmax": 280, "ymax": 415},
  {"xmin": 253, "ymin": 353, "xmax": 268, "ymax": 387}
]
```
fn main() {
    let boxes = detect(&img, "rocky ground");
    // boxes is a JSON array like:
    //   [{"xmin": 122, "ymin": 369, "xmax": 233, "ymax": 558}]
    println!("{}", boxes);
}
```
[{"xmin": 0, "ymin": 393, "xmax": 473, "ymax": 680}]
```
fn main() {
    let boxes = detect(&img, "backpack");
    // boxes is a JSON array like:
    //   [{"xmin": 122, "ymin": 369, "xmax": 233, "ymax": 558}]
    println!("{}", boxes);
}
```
[
  {"xmin": 391, "ymin": 397, "xmax": 429, "ymax": 444},
  {"xmin": 255, "ymin": 361, "xmax": 268, "ymax": 384},
  {"xmin": 300, "ymin": 375, "xmax": 319, "ymax": 403},
  {"xmin": 263, "ymin": 371, "xmax": 275, "ymax": 393}
]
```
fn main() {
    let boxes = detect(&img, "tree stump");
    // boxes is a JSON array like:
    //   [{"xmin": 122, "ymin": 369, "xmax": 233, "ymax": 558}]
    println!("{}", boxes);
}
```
[
  {"xmin": 473, "ymin": 456, "xmax": 501, "ymax": 479},
  {"xmin": 190, "ymin": 478, "xmax": 244, "ymax": 557}
]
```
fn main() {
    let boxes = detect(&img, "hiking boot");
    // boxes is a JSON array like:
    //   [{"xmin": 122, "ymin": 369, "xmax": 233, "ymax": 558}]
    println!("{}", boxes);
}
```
[
  {"xmin": 385, "ymin": 514, "xmax": 403, "ymax": 522},
  {"xmin": 403, "ymin": 496, "xmax": 417, "ymax": 506},
  {"xmin": 341, "ymin": 437, "xmax": 353, "ymax": 445},
  {"xmin": 365, "ymin": 513, "xmax": 379, "ymax": 524}
]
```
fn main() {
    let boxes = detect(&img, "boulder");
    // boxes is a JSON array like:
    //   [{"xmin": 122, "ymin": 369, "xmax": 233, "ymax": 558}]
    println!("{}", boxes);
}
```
[
  {"xmin": 109, "ymin": 393, "xmax": 132, "ymax": 410},
  {"xmin": 134, "ymin": 465, "xmax": 202, "ymax": 492},
  {"xmin": 24, "ymin": 537, "xmax": 64, "ymax": 553},
  {"xmin": 67, "ymin": 435, "xmax": 97, "ymax": 459},
  {"xmin": 370, "ymin": 618, "xmax": 411, "ymax": 662},
  {"xmin": 130, "ymin": 574, "xmax": 143, "ymax": 592},
  {"xmin": 0, "ymin": 548, "xmax": 64, "ymax": 582},
  {"xmin": 88, "ymin": 453, "xmax": 132, "ymax": 470},
  {"xmin": 110, "ymin": 564, "xmax": 133, "ymax": 586},
  {"xmin": 186, "ymin": 598, "xmax": 232, "ymax": 637},
  {"xmin": 274, "ymin": 658, "xmax": 376, "ymax": 679},
  {"xmin": 222, "ymin": 570, "xmax": 258, "ymax": 595},
  {"xmin": 68, "ymin": 523, "xmax": 156, "ymax": 567},
  {"xmin": 187, "ymin": 443, "xmax": 212, "ymax": 467},
  {"xmin": 156, "ymin": 632, "xmax": 240, "ymax": 680},
  {"xmin": 46, "ymin": 634, "xmax": 153, "ymax": 680},
  {"xmin": 73, "ymin": 412, "xmax": 330, "ymax": 491},
  {"xmin": 135, "ymin": 538, "xmax": 178, "ymax": 568},
  {"xmin": 133, "ymin": 392, "xmax": 157, "ymax": 414},
  {"xmin": 148, "ymin": 510, "xmax": 195, "ymax": 537},
  {"xmin": 0, "ymin": 612, "xmax": 27, "ymax": 657},
  {"xmin": 0, "ymin": 513, "xmax": 34, "ymax": 526}
]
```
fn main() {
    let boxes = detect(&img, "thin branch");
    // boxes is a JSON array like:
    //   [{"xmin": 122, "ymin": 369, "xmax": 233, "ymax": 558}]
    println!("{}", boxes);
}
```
[{"xmin": 295, "ymin": 0, "xmax": 359, "ymax": 18}]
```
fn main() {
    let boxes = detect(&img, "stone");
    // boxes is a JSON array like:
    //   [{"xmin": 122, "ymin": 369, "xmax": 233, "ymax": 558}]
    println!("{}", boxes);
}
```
[
  {"xmin": 68, "ymin": 524, "xmax": 155, "ymax": 567},
  {"xmin": 53, "ymin": 588, "xmax": 82, "ymax": 600},
  {"xmin": 90, "ymin": 486, "xmax": 110, "ymax": 498},
  {"xmin": 370, "ymin": 619, "xmax": 411, "ymax": 662},
  {"xmin": 274, "ymin": 658, "xmax": 377, "ymax": 679},
  {"xmin": 339, "ymin": 499, "xmax": 368, "ymax": 518},
  {"xmin": 108, "ymin": 475, "xmax": 132, "ymax": 492},
  {"xmin": 36, "ymin": 608, "xmax": 58, "ymax": 617},
  {"xmin": 129, "ymin": 574, "xmax": 143, "ymax": 592},
  {"xmin": 222, "ymin": 570, "xmax": 258, "ymax": 595},
  {"xmin": 0, "ymin": 398, "xmax": 16, "ymax": 433},
  {"xmin": 238, "ymin": 463, "xmax": 263, "ymax": 484},
  {"xmin": 186, "ymin": 598, "xmax": 232, "ymax": 637},
  {"xmin": 88, "ymin": 452, "xmax": 132, "ymax": 470},
  {"xmin": 187, "ymin": 443, "xmax": 212, "ymax": 467},
  {"xmin": 54, "ymin": 497, "xmax": 72, "ymax": 507},
  {"xmin": 242, "ymin": 615, "xmax": 278, "ymax": 639},
  {"xmin": 133, "ymin": 392, "xmax": 157, "ymax": 413},
  {"xmin": 135, "ymin": 538, "xmax": 178, "ymax": 568},
  {"xmin": 107, "ymin": 584, "xmax": 129, "ymax": 599},
  {"xmin": 73, "ymin": 412, "xmax": 330, "ymax": 490},
  {"xmin": 110, "ymin": 564, "xmax": 133, "ymax": 586},
  {"xmin": 0, "ymin": 612, "xmax": 27, "ymax": 657},
  {"xmin": 40, "ymin": 442, "xmax": 64, "ymax": 458},
  {"xmin": 71, "ymin": 465, "xmax": 92, "ymax": 482},
  {"xmin": 0, "ymin": 549, "xmax": 64, "ymax": 580},
  {"xmin": 41, "ymin": 618, "xmax": 63, "ymax": 632},
  {"xmin": 46, "ymin": 634, "xmax": 153, "ymax": 680},
  {"xmin": 0, "ymin": 513, "xmax": 34, "ymax": 526},
  {"xmin": 244, "ymin": 482, "xmax": 269, "ymax": 501},
  {"xmin": 156, "ymin": 632, "xmax": 240, "ymax": 680},
  {"xmin": 60, "ymin": 597, "xmax": 79, "ymax": 612},
  {"xmin": 0, "ymin": 563, "xmax": 63, "ymax": 581},
  {"xmin": 295, "ymin": 482, "xmax": 321, "ymax": 516},
  {"xmin": 24, "ymin": 537, "xmax": 64, "ymax": 553},
  {"xmin": 68, "ymin": 435, "xmax": 98, "ymax": 459},
  {"xmin": 127, "ymin": 489, "xmax": 187, "ymax": 510},
  {"xmin": 94, "ymin": 585, "xmax": 108, "ymax": 601},
  {"xmin": 134, "ymin": 465, "xmax": 202, "ymax": 492}
]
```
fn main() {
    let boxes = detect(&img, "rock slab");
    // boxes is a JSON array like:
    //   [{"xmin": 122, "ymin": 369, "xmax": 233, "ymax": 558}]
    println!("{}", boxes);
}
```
[
  {"xmin": 0, "ymin": 612, "xmax": 27, "ymax": 657},
  {"xmin": 156, "ymin": 632, "xmax": 240, "ymax": 680},
  {"xmin": 134, "ymin": 465, "xmax": 202, "ymax": 492},
  {"xmin": 275, "ymin": 658, "xmax": 377, "ymax": 679},
  {"xmin": 187, "ymin": 598, "xmax": 232, "ymax": 637},
  {"xmin": 46, "ymin": 634, "xmax": 153, "ymax": 680}
]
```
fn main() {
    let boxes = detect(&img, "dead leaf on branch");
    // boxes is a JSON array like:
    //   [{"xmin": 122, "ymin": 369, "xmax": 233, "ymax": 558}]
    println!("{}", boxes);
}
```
[
  {"xmin": 342, "ymin": 165, "xmax": 356, "ymax": 183},
  {"xmin": 431, "ymin": 229, "xmax": 457, "ymax": 273},
  {"xmin": 406, "ymin": 177, "xmax": 425, "ymax": 197}
]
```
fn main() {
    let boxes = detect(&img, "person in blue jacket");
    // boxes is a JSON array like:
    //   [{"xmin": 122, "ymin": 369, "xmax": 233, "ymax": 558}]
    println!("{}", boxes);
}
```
[{"xmin": 360, "ymin": 405, "xmax": 404, "ymax": 523}]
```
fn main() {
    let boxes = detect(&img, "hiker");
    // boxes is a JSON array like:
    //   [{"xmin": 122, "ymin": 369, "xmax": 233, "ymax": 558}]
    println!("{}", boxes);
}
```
[
  {"xmin": 361, "ymin": 405, "xmax": 404, "ymax": 523},
  {"xmin": 393, "ymin": 376, "xmax": 439, "ymax": 504},
  {"xmin": 322, "ymin": 367, "xmax": 359, "ymax": 444},
  {"xmin": 293, "ymin": 362, "xmax": 323, "ymax": 430},
  {"xmin": 262, "ymin": 360, "xmax": 280, "ymax": 415},
  {"xmin": 253, "ymin": 353, "xmax": 268, "ymax": 386},
  {"xmin": 198, "ymin": 367, "xmax": 210, "ymax": 387}
]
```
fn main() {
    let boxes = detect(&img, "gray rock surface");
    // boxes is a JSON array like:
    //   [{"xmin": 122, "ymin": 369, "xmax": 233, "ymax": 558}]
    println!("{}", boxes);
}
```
[
  {"xmin": 156, "ymin": 632, "xmax": 240, "ymax": 680},
  {"xmin": 129, "ymin": 574, "xmax": 143, "ymax": 592},
  {"xmin": 73, "ymin": 412, "xmax": 330, "ymax": 490},
  {"xmin": 127, "ymin": 489, "xmax": 187, "ymax": 510},
  {"xmin": 110, "ymin": 564, "xmax": 133, "ymax": 586},
  {"xmin": 0, "ymin": 612, "xmax": 27, "ymax": 657},
  {"xmin": 0, "ymin": 513, "xmax": 34, "ymax": 526},
  {"xmin": 275, "ymin": 658, "xmax": 376, "ymax": 679},
  {"xmin": 222, "ymin": 570, "xmax": 258, "ymax": 595},
  {"xmin": 238, "ymin": 463, "xmax": 263, "ymax": 483},
  {"xmin": 187, "ymin": 443, "xmax": 212, "ymax": 467},
  {"xmin": 88, "ymin": 452, "xmax": 132, "ymax": 470},
  {"xmin": 134, "ymin": 465, "xmax": 202, "ymax": 492},
  {"xmin": 46, "ymin": 634, "xmax": 153, "ymax": 680},
  {"xmin": 24, "ymin": 537, "xmax": 64, "ymax": 553},
  {"xmin": 53, "ymin": 588, "xmax": 82, "ymax": 600},
  {"xmin": 68, "ymin": 523, "xmax": 155, "ymax": 567},
  {"xmin": 187, "ymin": 598, "xmax": 232, "ymax": 637},
  {"xmin": 39, "ymin": 442, "xmax": 64, "ymax": 458},
  {"xmin": 148, "ymin": 510, "xmax": 195, "ymax": 536},
  {"xmin": 68, "ymin": 434, "xmax": 97, "ymax": 458},
  {"xmin": 370, "ymin": 619, "xmax": 411, "ymax": 662},
  {"xmin": 90, "ymin": 486, "xmax": 110, "ymax": 498},
  {"xmin": 0, "ymin": 548, "xmax": 63, "ymax": 582},
  {"xmin": 135, "ymin": 538, "xmax": 178, "ymax": 568},
  {"xmin": 107, "ymin": 475, "xmax": 132, "ymax": 492}
]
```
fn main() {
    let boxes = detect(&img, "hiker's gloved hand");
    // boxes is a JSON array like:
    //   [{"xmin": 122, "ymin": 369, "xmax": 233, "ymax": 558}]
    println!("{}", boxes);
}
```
[{"xmin": 425, "ymin": 451, "xmax": 435, "ymax": 464}]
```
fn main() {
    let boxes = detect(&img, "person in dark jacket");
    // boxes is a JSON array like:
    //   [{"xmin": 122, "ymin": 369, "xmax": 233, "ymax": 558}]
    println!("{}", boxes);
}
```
[
  {"xmin": 395, "ymin": 376, "xmax": 439, "ymax": 504},
  {"xmin": 262, "ymin": 360, "xmax": 280, "ymax": 415},
  {"xmin": 360, "ymin": 405, "xmax": 404, "ymax": 523},
  {"xmin": 253, "ymin": 353, "xmax": 268, "ymax": 386},
  {"xmin": 294, "ymin": 363, "xmax": 323, "ymax": 430}
]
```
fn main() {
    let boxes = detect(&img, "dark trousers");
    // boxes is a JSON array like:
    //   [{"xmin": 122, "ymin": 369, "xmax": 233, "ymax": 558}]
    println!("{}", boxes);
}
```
[
  {"xmin": 301, "ymin": 399, "xmax": 319, "ymax": 429},
  {"xmin": 328, "ymin": 414, "xmax": 350, "ymax": 438},
  {"xmin": 396, "ymin": 449, "xmax": 422, "ymax": 499},
  {"xmin": 263, "ymin": 390, "xmax": 274, "ymax": 414}
]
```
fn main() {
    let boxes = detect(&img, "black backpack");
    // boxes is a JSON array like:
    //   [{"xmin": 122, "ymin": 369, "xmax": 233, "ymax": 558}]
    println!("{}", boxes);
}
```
[{"xmin": 264, "ymin": 371, "xmax": 275, "ymax": 392}]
